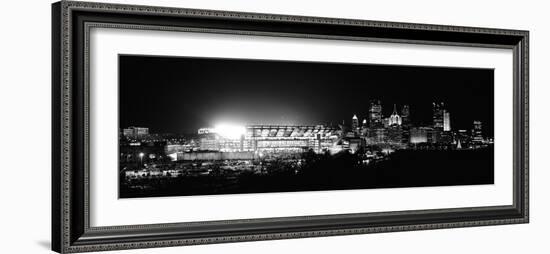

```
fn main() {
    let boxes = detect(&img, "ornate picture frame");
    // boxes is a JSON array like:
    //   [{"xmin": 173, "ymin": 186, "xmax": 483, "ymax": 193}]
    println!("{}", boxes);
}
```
[{"xmin": 52, "ymin": 1, "xmax": 528, "ymax": 253}]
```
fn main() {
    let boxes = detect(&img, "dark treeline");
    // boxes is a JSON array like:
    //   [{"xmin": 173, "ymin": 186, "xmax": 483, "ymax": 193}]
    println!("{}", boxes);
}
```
[{"xmin": 120, "ymin": 147, "xmax": 493, "ymax": 198}]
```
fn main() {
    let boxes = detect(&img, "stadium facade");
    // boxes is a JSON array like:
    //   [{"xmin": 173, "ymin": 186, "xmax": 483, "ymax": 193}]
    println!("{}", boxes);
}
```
[{"xmin": 199, "ymin": 125, "xmax": 341, "ymax": 155}]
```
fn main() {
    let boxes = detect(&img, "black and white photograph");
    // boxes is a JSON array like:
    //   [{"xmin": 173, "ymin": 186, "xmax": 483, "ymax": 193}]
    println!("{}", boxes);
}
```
[{"xmin": 118, "ymin": 55, "xmax": 494, "ymax": 198}]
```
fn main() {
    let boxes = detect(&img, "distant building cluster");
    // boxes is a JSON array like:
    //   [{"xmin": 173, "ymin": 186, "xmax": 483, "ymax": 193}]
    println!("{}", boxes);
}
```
[
  {"xmin": 122, "ymin": 126, "xmax": 149, "ymax": 138},
  {"xmin": 351, "ymin": 100, "xmax": 489, "ymax": 150}
]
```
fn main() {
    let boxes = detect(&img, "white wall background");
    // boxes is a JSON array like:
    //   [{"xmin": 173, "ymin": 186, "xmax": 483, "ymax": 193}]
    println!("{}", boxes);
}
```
[{"xmin": 0, "ymin": 0, "xmax": 547, "ymax": 253}]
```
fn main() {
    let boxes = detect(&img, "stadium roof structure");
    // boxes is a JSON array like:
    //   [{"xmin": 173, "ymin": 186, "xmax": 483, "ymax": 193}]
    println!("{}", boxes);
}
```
[{"xmin": 245, "ymin": 125, "xmax": 340, "ymax": 138}]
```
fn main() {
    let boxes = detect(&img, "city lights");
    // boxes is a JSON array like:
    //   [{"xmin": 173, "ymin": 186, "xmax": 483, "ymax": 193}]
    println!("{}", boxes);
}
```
[
  {"xmin": 213, "ymin": 123, "xmax": 246, "ymax": 139},
  {"xmin": 119, "ymin": 100, "xmax": 494, "ymax": 198}
]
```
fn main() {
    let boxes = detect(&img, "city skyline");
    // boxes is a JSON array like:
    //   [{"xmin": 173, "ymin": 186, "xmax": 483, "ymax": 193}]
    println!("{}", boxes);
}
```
[
  {"xmin": 122, "ymin": 100, "xmax": 490, "ymax": 141},
  {"xmin": 119, "ymin": 55, "xmax": 494, "ymax": 136},
  {"xmin": 121, "ymin": 99, "xmax": 491, "ymax": 157}
]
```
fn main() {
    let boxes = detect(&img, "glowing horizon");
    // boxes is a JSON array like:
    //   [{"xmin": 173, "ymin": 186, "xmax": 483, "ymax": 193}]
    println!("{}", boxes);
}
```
[{"xmin": 213, "ymin": 123, "xmax": 247, "ymax": 139}]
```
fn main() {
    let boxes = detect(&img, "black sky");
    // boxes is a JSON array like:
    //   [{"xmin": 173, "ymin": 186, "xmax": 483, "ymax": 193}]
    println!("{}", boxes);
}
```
[{"xmin": 119, "ymin": 55, "xmax": 494, "ymax": 136}]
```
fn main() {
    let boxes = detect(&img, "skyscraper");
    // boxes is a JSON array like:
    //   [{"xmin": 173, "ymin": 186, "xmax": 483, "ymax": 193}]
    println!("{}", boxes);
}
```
[
  {"xmin": 401, "ymin": 105, "xmax": 410, "ymax": 127},
  {"xmin": 388, "ymin": 104, "xmax": 402, "ymax": 126},
  {"xmin": 361, "ymin": 119, "xmax": 368, "ymax": 136},
  {"xmin": 472, "ymin": 121, "xmax": 483, "ymax": 143},
  {"xmin": 400, "ymin": 105, "xmax": 411, "ymax": 144},
  {"xmin": 443, "ymin": 111, "xmax": 451, "ymax": 131},
  {"xmin": 432, "ymin": 102, "xmax": 445, "ymax": 130},
  {"xmin": 368, "ymin": 100, "xmax": 382, "ymax": 127},
  {"xmin": 410, "ymin": 127, "xmax": 432, "ymax": 144},
  {"xmin": 387, "ymin": 125, "xmax": 403, "ymax": 145},
  {"xmin": 352, "ymin": 114, "xmax": 359, "ymax": 133},
  {"xmin": 366, "ymin": 127, "xmax": 387, "ymax": 144},
  {"xmin": 457, "ymin": 129, "xmax": 470, "ymax": 147}
]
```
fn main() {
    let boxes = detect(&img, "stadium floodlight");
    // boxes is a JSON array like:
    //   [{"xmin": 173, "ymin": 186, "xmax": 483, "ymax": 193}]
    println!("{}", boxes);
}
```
[
  {"xmin": 138, "ymin": 152, "xmax": 145, "ymax": 167},
  {"xmin": 214, "ymin": 124, "xmax": 246, "ymax": 139}
]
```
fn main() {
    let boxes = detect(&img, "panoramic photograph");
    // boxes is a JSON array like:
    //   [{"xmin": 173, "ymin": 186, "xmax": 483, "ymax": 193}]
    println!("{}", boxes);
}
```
[{"xmin": 118, "ymin": 55, "xmax": 494, "ymax": 198}]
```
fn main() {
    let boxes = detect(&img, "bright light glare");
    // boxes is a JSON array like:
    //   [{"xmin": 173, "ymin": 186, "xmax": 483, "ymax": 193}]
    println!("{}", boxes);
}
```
[{"xmin": 214, "ymin": 124, "xmax": 246, "ymax": 139}]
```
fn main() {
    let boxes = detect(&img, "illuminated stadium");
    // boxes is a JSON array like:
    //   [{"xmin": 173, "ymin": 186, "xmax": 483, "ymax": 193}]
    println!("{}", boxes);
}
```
[{"xmin": 198, "ymin": 124, "xmax": 341, "ymax": 154}]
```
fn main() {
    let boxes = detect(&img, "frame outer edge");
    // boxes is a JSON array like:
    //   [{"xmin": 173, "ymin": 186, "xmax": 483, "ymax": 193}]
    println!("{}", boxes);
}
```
[
  {"xmin": 523, "ymin": 31, "xmax": 529, "ymax": 223},
  {"xmin": 60, "ymin": 0, "xmax": 72, "ymax": 253},
  {"xmin": 56, "ymin": 1, "xmax": 530, "ymax": 252},
  {"xmin": 51, "ymin": 1, "xmax": 62, "ymax": 253},
  {"xmin": 65, "ymin": 0, "xmax": 527, "ymax": 36}
]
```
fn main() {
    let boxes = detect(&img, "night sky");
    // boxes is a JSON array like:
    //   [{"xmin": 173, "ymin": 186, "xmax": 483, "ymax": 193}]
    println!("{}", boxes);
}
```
[{"xmin": 119, "ymin": 55, "xmax": 494, "ymax": 136}]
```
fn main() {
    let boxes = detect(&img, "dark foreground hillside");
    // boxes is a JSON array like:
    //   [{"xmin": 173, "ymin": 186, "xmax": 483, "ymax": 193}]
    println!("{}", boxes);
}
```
[{"xmin": 120, "ymin": 146, "xmax": 493, "ymax": 198}]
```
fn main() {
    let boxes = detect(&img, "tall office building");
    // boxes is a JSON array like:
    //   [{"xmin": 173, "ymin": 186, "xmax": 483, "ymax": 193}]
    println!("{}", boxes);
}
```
[
  {"xmin": 387, "ymin": 125, "xmax": 403, "ymax": 145},
  {"xmin": 472, "ymin": 121, "xmax": 483, "ymax": 143},
  {"xmin": 433, "ymin": 102, "xmax": 445, "ymax": 130},
  {"xmin": 368, "ymin": 100, "xmax": 383, "ymax": 127},
  {"xmin": 366, "ymin": 127, "xmax": 387, "ymax": 144},
  {"xmin": 456, "ymin": 129, "xmax": 470, "ymax": 146},
  {"xmin": 443, "ymin": 111, "xmax": 451, "ymax": 131},
  {"xmin": 410, "ymin": 127, "xmax": 432, "ymax": 144},
  {"xmin": 352, "ymin": 114, "xmax": 359, "ymax": 133},
  {"xmin": 401, "ymin": 105, "xmax": 411, "ymax": 127},
  {"xmin": 388, "ymin": 104, "xmax": 402, "ymax": 126},
  {"xmin": 400, "ymin": 105, "xmax": 411, "ymax": 144}
]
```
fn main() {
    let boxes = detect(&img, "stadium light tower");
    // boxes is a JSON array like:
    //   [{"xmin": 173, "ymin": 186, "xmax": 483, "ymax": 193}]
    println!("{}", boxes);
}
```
[
  {"xmin": 139, "ymin": 152, "xmax": 144, "ymax": 169},
  {"xmin": 214, "ymin": 123, "xmax": 246, "ymax": 139}
]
